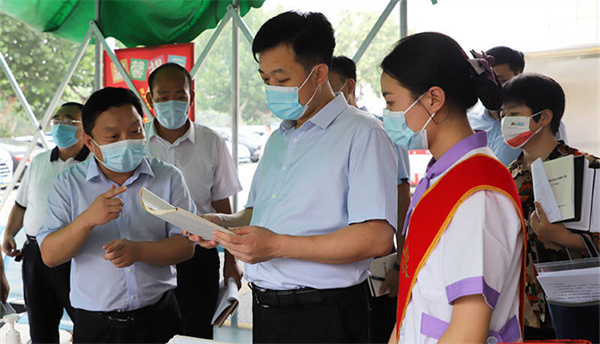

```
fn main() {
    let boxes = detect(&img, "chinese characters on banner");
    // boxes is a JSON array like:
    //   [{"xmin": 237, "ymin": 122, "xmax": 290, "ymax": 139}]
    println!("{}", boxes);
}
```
[{"xmin": 103, "ymin": 43, "xmax": 195, "ymax": 122}]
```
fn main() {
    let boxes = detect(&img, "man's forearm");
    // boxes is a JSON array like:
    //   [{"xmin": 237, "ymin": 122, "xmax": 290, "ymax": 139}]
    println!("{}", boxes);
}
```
[
  {"xmin": 135, "ymin": 235, "xmax": 194, "ymax": 266},
  {"xmin": 40, "ymin": 215, "xmax": 94, "ymax": 268},
  {"xmin": 278, "ymin": 220, "xmax": 394, "ymax": 264},
  {"xmin": 222, "ymin": 208, "xmax": 253, "ymax": 228},
  {"xmin": 3, "ymin": 204, "xmax": 25, "ymax": 239}
]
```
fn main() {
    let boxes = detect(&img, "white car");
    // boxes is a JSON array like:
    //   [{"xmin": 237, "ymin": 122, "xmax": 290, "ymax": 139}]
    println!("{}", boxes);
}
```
[
  {"xmin": 224, "ymin": 140, "xmax": 251, "ymax": 164},
  {"xmin": 0, "ymin": 147, "xmax": 13, "ymax": 186}
]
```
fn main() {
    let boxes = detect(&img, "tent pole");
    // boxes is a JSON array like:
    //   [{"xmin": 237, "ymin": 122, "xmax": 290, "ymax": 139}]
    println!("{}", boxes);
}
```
[
  {"xmin": 190, "ymin": 10, "xmax": 232, "ymax": 80},
  {"xmin": 0, "ymin": 28, "xmax": 94, "ymax": 213},
  {"xmin": 90, "ymin": 21, "xmax": 152, "ymax": 119},
  {"xmin": 231, "ymin": 2, "xmax": 240, "ymax": 214},
  {"xmin": 94, "ymin": 0, "xmax": 102, "ymax": 90},
  {"xmin": 230, "ymin": 8, "xmax": 255, "ymax": 45},
  {"xmin": 400, "ymin": 0, "xmax": 407, "ymax": 38},
  {"xmin": 352, "ymin": 0, "xmax": 399, "ymax": 63},
  {"xmin": 0, "ymin": 52, "xmax": 49, "ymax": 149}
]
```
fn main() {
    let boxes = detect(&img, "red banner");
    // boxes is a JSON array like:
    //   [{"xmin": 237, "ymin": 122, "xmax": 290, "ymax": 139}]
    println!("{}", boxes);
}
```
[{"xmin": 103, "ymin": 42, "xmax": 195, "ymax": 122}]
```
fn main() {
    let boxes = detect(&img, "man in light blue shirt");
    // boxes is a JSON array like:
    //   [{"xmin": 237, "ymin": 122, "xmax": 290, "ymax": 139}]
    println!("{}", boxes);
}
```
[
  {"xmin": 37, "ymin": 87, "xmax": 195, "ymax": 343},
  {"xmin": 187, "ymin": 11, "xmax": 397, "ymax": 344}
]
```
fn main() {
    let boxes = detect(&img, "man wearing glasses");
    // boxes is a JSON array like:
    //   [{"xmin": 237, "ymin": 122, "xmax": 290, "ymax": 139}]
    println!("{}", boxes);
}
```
[{"xmin": 1, "ymin": 102, "xmax": 89, "ymax": 343}]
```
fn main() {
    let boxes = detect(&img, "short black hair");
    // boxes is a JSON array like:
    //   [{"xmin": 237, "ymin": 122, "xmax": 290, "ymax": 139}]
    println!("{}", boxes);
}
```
[
  {"xmin": 331, "ymin": 56, "xmax": 357, "ymax": 81},
  {"xmin": 147, "ymin": 62, "xmax": 193, "ymax": 95},
  {"xmin": 82, "ymin": 87, "xmax": 144, "ymax": 136},
  {"xmin": 486, "ymin": 46, "xmax": 525, "ymax": 75},
  {"xmin": 252, "ymin": 11, "xmax": 335, "ymax": 72},
  {"xmin": 381, "ymin": 32, "xmax": 503, "ymax": 112},
  {"xmin": 60, "ymin": 102, "xmax": 83, "ymax": 111},
  {"xmin": 503, "ymin": 73, "xmax": 564, "ymax": 134}
]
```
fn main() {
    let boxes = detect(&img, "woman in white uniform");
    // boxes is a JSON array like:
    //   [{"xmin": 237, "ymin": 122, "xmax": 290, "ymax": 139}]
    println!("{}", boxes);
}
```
[{"xmin": 380, "ymin": 32, "xmax": 527, "ymax": 343}]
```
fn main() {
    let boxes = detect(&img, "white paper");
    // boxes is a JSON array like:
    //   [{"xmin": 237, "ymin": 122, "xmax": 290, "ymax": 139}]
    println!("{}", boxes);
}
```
[
  {"xmin": 543, "ymin": 155, "xmax": 575, "ymax": 220},
  {"xmin": 211, "ymin": 278, "xmax": 239, "ymax": 327},
  {"xmin": 531, "ymin": 158, "xmax": 563, "ymax": 223},
  {"xmin": 367, "ymin": 253, "xmax": 397, "ymax": 297},
  {"xmin": 140, "ymin": 187, "xmax": 234, "ymax": 239},
  {"xmin": 536, "ymin": 267, "xmax": 600, "ymax": 303}
]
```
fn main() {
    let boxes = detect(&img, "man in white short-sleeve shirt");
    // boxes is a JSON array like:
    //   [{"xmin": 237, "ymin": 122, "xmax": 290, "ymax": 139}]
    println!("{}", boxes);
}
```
[
  {"xmin": 145, "ymin": 63, "xmax": 243, "ymax": 339},
  {"xmin": 2, "ymin": 103, "xmax": 88, "ymax": 343}
]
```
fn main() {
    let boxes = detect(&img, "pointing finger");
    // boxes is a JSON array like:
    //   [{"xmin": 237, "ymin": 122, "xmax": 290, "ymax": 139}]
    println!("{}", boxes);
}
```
[{"xmin": 104, "ymin": 185, "xmax": 128, "ymax": 198}]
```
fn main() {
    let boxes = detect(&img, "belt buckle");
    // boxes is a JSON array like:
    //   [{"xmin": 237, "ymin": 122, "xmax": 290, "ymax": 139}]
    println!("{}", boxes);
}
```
[
  {"xmin": 250, "ymin": 284, "xmax": 272, "ymax": 308},
  {"xmin": 107, "ymin": 314, "xmax": 135, "ymax": 329}
]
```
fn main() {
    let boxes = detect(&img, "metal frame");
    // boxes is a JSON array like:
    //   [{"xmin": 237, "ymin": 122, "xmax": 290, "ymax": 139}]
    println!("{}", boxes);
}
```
[
  {"xmin": 353, "ymin": 0, "xmax": 400, "ymax": 63},
  {"xmin": 0, "ymin": 53, "xmax": 49, "ymax": 149}
]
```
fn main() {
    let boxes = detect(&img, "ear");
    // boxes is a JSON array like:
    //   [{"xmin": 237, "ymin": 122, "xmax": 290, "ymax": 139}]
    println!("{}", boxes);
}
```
[
  {"xmin": 82, "ymin": 133, "xmax": 94, "ymax": 152},
  {"xmin": 315, "ymin": 64, "xmax": 330, "ymax": 87},
  {"xmin": 347, "ymin": 78, "xmax": 357, "ymax": 96},
  {"xmin": 84, "ymin": 133, "xmax": 104, "ymax": 162},
  {"xmin": 145, "ymin": 91, "xmax": 154, "ymax": 110},
  {"xmin": 424, "ymin": 86, "xmax": 446, "ymax": 114},
  {"xmin": 540, "ymin": 109, "xmax": 553, "ymax": 127},
  {"xmin": 189, "ymin": 88, "xmax": 196, "ymax": 107}
]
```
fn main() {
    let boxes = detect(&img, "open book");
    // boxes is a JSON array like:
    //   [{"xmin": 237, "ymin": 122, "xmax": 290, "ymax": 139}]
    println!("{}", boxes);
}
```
[
  {"xmin": 211, "ymin": 278, "xmax": 240, "ymax": 327},
  {"xmin": 367, "ymin": 253, "xmax": 397, "ymax": 297},
  {"xmin": 140, "ymin": 187, "xmax": 235, "ymax": 239}
]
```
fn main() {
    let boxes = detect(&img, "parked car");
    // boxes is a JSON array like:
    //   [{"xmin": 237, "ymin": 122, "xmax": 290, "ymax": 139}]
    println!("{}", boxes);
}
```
[
  {"xmin": 213, "ymin": 127, "xmax": 261, "ymax": 163},
  {"xmin": 0, "ymin": 147, "xmax": 14, "ymax": 187},
  {"xmin": 224, "ymin": 140, "xmax": 251, "ymax": 164},
  {"xmin": 0, "ymin": 138, "xmax": 45, "ymax": 180}
]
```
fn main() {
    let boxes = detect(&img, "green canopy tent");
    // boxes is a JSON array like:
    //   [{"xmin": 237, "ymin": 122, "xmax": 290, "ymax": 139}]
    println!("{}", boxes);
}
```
[{"xmin": 0, "ymin": 0, "xmax": 264, "ymax": 47}]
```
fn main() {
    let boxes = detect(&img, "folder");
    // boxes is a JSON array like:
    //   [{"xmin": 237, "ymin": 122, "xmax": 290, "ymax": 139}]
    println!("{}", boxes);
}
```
[
  {"xmin": 563, "ymin": 159, "xmax": 600, "ymax": 233},
  {"xmin": 140, "ymin": 187, "xmax": 235, "ymax": 239},
  {"xmin": 367, "ymin": 253, "xmax": 397, "ymax": 297},
  {"xmin": 211, "ymin": 278, "xmax": 240, "ymax": 327}
]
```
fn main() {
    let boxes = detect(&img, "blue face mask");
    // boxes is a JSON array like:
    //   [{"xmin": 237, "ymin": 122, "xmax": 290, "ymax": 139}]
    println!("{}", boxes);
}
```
[
  {"xmin": 51, "ymin": 123, "xmax": 78, "ymax": 149},
  {"xmin": 153, "ymin": 100, "xmax": 190, "ymax": 130},
  {"xmin": 382, "ymin": 94, "xmax": 436, "ymax": 150},
  {"xmin": 265, "ymin": 67, "xmax": 318, "ymax": 121},
  {"xmin": 92, "ymin": 138, "xmax": 146, "ymax": 173}
]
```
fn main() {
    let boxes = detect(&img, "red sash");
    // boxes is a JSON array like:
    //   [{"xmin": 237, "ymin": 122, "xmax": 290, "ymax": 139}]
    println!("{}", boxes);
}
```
[{"xmin": 396, "ymin": 154, "xmax": 527, "ymax": 338}]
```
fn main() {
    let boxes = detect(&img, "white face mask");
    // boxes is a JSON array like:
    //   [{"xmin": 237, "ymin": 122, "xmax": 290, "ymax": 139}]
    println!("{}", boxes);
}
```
[{"xmin": 501, "ymin": 110, "xmax": 543, "ymax": 148}]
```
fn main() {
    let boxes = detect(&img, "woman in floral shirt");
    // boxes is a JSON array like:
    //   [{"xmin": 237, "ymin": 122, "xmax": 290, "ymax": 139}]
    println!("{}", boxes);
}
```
[{"xmin": 501, "ymin": 73, "xmax": 600, "ymax": 339}]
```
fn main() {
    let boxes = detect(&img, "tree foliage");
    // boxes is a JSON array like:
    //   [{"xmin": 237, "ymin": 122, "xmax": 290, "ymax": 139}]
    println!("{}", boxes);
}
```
[{"xmin": 0, "ymin": 12, "xmax": 94, "ymax": 137}]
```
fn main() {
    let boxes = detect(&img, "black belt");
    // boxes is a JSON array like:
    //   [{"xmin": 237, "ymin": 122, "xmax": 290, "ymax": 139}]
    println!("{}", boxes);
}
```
[
  {"xmin": 16, "ymin": 235, "xmax": 37, "ymax": 262},
  {"xmin": 81, "ymin": 290, "xmax": 174, "ymax": 329},
  {"xmin": 250, "ymin": 281, "xmax": 367, "ymax": 309}
]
